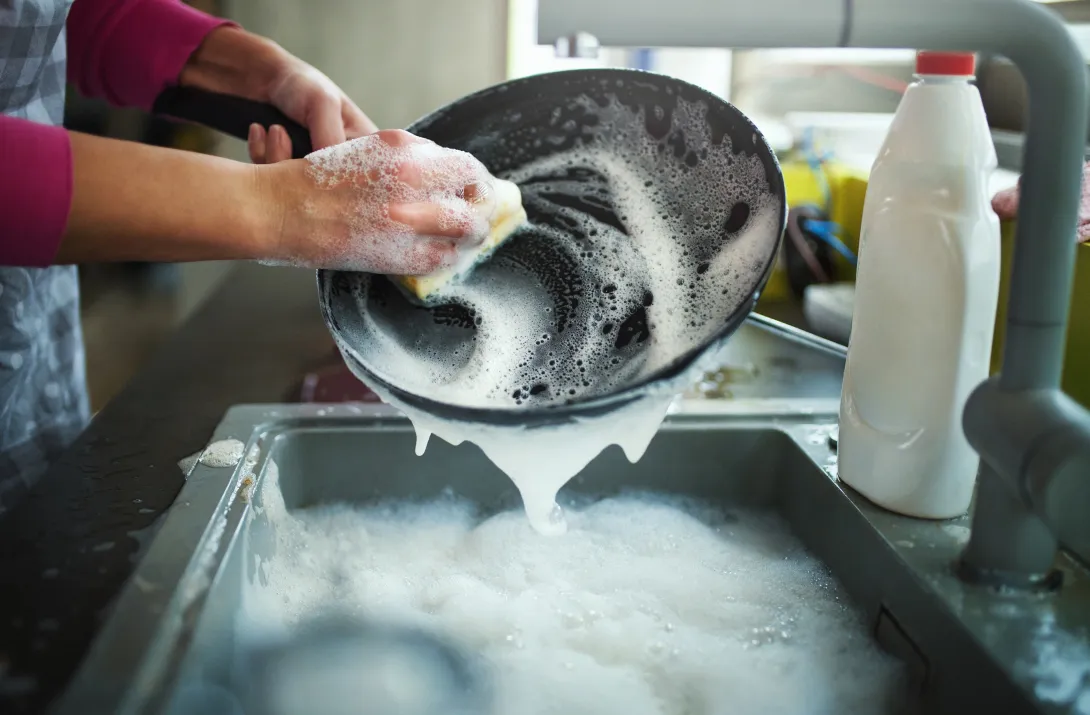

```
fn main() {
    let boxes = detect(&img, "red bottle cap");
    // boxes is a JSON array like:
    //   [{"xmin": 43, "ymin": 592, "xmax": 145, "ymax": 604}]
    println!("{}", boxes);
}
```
[{"xmin": 916, "ymin": 51, "xmax": 976, "ymax": 76}]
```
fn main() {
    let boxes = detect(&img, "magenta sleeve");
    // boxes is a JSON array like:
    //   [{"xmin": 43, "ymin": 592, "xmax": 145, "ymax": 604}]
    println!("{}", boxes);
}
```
[
  {"xmin": 0, "ymin": 117, "xmax": 72, "ymax": 267},
  {"xmin": 67, "ymin": 0, "xmax": 236, "ymax": 111},
  {"xmin": 0, "ymin": 2, "xmax": 234, "ymax": 267}
]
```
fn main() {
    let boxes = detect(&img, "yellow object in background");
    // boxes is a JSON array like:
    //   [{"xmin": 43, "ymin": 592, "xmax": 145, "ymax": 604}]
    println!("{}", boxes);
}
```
[
  {"xmin": 759, "ymin": 159, "xmax": 869, "ymax": 305},
  {"xmin": 992, "ymin": 222, "xmax": 1090, "ymax": 409}
]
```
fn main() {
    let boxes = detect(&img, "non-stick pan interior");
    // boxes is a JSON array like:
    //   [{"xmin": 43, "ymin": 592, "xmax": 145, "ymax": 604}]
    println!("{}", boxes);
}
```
[{"xmin": 319, "ymin": 69, "xmax": 786, "ymax": 421}]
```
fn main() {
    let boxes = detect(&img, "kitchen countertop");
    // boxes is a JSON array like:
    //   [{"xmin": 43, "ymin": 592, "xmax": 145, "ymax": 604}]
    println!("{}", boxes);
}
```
[
  {"xmin": 0, "ymin": 264, "xmax": 335, "ymax": 715},
  {"xmin": 0, "ymin": 262, "xmax": 845, "ymax": 714}
]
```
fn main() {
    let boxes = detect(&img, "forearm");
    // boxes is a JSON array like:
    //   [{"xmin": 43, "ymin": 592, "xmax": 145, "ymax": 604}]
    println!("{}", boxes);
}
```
[{"xmin": 57, "ymin": 132, "xmax": 274, "ymax": 264}]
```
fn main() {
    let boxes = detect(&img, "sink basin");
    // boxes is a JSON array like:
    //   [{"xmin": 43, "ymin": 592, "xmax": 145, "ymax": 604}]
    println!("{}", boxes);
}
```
[{"xmin": 51, "ymin": 403, "xmax": 1089, "ymax": 715}]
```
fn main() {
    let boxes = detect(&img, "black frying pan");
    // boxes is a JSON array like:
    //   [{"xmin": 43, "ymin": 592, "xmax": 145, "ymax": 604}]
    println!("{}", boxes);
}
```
[{"xmin": 154, "ymin": 69, "xmax": 787, "ymax": 428}]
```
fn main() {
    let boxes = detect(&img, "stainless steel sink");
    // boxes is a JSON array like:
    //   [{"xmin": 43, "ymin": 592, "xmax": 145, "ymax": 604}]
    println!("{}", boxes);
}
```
[{"xmin": 49, "ymin": 395, "xmax": 1090, "ymax": 715}]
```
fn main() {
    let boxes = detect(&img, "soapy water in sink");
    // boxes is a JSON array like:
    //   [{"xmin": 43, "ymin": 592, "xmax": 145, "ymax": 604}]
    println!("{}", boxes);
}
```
[
  {"xmin": 242, "ymin": 465, "xmax": 905, "ymax": 715},
  {"xmin": 334, "ymin": 94, "xmax": 782, "ymax": 537}
]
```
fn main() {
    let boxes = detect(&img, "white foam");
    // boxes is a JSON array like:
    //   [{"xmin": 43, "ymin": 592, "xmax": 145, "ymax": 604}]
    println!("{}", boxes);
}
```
[
  {"xmin": 247, "ymin": 483, "xmax": 904, "ymax": 715},
  {"xmin": 269, "ymin": 131, "xmax": 502, "ymax": 274},
  {"xmin": 178, "ymin": 451, "xmax": 201, "ymax": 477},
  {"xmin": 199, "ymin": 439, "xmax": 246, "ymax": 468}
]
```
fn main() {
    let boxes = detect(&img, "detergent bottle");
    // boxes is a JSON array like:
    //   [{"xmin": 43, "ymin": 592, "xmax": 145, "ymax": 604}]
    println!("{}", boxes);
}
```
[{"xmin": 837, "ymin": 51, "xmax": 1001, "ymax": 519}]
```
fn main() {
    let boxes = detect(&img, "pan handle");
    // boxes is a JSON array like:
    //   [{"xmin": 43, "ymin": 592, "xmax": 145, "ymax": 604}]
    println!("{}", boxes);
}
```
[{"xmin": 151, "ymin": 86, "xmax": 314, "ymax": 159}]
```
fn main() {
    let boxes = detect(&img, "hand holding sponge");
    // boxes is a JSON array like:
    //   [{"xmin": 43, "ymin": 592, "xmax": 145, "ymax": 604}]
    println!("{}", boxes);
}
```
[{"xmin": 395, "ymin": 177, "xmax": 527, "ymax": 302}]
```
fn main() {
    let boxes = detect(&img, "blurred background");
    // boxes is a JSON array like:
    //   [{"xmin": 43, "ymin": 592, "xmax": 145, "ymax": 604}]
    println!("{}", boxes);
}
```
[{"xmin": 70, "ymin": 0, "xmax": 1090, "ymax": 412}]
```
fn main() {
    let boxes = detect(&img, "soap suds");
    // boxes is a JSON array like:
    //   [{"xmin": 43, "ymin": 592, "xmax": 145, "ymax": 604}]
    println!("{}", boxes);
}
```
[
  {"xmin": 272, "ymin": 130, "xmax": 504, "ymax": 275},
  {"xmin": 324, "ymin": 90, "xmax": 783, "ymax": 534},
  {"xmin": 199, "ymin": 439, "xmax": 246, "ymax": 469},
  {"xmin": 242, "ymin": 472, "xmax": 904, "ymax": 715},
  {"xmin": 178, "ymin": 451, "xmax": 201, "ymax": 476},
  {"xmin": 1020, "ymin": 611, "xmax": 1090, "ymax": 713}
]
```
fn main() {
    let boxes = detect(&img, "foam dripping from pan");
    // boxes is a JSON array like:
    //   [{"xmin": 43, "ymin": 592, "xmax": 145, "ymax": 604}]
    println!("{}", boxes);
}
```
[{"xmin": 359, "ymin": 378, "xmax": 676, "ymax": 535}]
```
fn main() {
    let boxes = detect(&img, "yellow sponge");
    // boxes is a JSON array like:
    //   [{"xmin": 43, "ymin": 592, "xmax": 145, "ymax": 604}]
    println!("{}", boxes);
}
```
[{"xmin": 396, "ymin": 178, "xmax": 527, "ymax": 302}]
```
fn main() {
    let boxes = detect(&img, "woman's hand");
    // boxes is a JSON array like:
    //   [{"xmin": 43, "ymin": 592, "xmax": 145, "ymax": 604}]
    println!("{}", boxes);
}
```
[
  {"xmin": 259, "ymin": 129, "xmax": 498, "ymax": 275},
  {"xmin": 179, "ymin": 26, "xmax": 378, "ymax": 163},
  {"xmin": 165, "ymin": 25, "xmax": 498, "ymax": 276},
  {"xmin": 56, "ymin": 128, "xmax": 494, "ymax": 272}
]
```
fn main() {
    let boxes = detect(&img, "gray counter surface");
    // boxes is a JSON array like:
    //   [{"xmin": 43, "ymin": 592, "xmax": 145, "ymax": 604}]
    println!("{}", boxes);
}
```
[{"xmin": 0, "ymin": 265, "xmax": 336, "ymax": 715}]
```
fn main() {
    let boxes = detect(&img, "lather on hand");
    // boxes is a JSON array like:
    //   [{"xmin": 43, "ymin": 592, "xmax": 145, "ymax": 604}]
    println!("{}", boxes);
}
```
[{"xmin": 263, "ymin": 128, "xmax": 499, "ymax": 275}]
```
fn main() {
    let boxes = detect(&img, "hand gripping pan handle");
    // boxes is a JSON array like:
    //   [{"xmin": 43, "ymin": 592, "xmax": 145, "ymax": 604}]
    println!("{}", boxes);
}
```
[{"xmin": 152, "ymin": 86, "xmax": 314, "ymax": 159}]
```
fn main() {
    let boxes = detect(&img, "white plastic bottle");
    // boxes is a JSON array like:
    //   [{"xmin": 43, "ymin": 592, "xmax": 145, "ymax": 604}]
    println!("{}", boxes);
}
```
[{"xmin": 837, "ymin": 51, "xmax": 1001, "ymax": 519}]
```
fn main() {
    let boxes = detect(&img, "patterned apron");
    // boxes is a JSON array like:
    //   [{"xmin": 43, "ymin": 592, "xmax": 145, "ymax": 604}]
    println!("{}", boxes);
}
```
[{"xmin": 0, "ymin": 0, "xmax": 91, "ymax": 514}]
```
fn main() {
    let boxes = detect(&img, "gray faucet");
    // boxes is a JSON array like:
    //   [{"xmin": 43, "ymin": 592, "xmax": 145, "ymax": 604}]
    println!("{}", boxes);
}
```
[{"xmin": 538, "ymin": 0, "xmax": 1090, "ymax": 590}]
